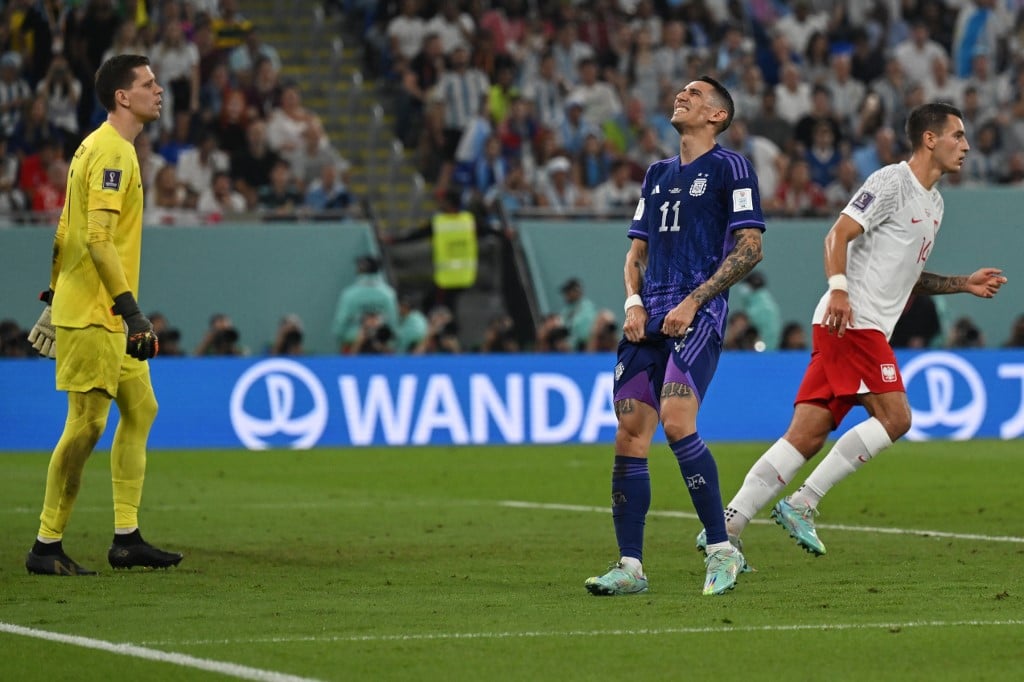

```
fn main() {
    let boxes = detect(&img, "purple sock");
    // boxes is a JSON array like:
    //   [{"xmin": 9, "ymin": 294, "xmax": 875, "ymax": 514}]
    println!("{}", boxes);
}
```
[
  {"xmin": 611, "ymin": 455, "xmax": 650, "ymax": 562},
  {"xmin": 671, "ymin": 433, "xmax": 727, "ymax": 545}
]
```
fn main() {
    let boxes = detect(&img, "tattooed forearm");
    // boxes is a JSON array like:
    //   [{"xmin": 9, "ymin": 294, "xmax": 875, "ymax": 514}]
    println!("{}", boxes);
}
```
[
  {"xmin": 690, "ymin": 230, "xmax": 764, "ymax": 307},
  {"xmin": 660, "ymin": 383, "xmax": 695, "ymax": 400},
  {"xmin": 913, "ymin": 272, "xmax": 965, "ymax": 295}
]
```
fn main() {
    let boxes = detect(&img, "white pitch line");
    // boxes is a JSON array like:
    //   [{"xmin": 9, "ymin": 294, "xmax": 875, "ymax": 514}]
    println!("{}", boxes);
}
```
[
  {"xmin": 0, "ymin": 622, "xmax": 322, "ymax": 682},
  {"xmin": 498, "ymin": 500, "xmax": 1024, "ymax": 544},
  {"xmin": 140, "ymin": 619, "xmax": 1024, "ymax": 646}
]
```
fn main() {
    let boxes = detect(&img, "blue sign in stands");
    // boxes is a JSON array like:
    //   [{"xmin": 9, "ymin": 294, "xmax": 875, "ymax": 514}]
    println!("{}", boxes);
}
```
[{"xmin": 2, "ymin": 350, "xmax": 1022, "ymax": 451}]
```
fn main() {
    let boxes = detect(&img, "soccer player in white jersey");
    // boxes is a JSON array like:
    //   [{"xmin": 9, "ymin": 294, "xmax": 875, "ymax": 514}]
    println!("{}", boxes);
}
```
[{"xmin": 699, "ymin": 102, "xmax": 1007, "ymax": 559}]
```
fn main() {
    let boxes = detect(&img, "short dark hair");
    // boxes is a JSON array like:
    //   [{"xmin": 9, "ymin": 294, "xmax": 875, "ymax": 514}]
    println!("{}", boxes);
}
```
[
  {"xmin": 95, "ymin": 54, "xmax": 151, "ymax": 112},
  {"xmin": 905, "ymin": 102, "xmax": 963, "ymax": 150},
  {"xmin": 697, "ymin": 75, "xmax": 735, "ymax": 133}
]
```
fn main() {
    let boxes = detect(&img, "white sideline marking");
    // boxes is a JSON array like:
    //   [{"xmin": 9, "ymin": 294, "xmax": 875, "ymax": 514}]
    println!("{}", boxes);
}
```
[
  {"xmin": 499, "ymin": 500, "xmax": 1024, "ymax": 544},
  {"xmin": 0, "ymin": 622, "xmax": 322, "ymax": 682},
  {"xmin": 142, "ymin": 619, "xmax": 1024, "ymax": 646}
]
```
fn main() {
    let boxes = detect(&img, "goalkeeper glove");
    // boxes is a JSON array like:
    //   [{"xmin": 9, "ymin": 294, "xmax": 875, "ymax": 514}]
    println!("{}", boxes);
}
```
[
  {"xmin": 111, "ymin": 292, "xmax": 159, "ymax": 360},
  {"xmin": 27, "ymin": 289, "xmax": 57, "ymax": 359}
]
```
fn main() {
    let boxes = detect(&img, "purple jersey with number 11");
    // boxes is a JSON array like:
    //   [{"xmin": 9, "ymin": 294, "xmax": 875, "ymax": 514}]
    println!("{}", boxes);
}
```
[{"xmin": 627, "ymin": 144, "xmax": 765, "ymax": 338}]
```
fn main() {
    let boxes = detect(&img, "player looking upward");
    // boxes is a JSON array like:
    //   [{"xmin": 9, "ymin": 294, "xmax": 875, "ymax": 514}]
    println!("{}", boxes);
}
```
[
  {"xmin": 585, "ymin": 76, "xmax": 766, "ymax": 597},
  {"xmin": 25, "ymin": 54, "xmax": 182, "ymax": 575},
  {"xmin": 703, "ymin": 102, "xmax": 1007, "ymax": 559}
]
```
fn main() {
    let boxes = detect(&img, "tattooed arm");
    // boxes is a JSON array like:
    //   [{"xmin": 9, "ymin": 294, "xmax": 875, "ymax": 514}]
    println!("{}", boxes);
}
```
[
  {"xmin": 660, "ymin": 228, "xmax": 763, "ymax": 337},
  {"xmin": 914, "ymin": 268, "xmax": 1007, "ymax": 298},
  {"xmin": 688, "ymin": 228, "xmax": 764, "ymax": 308}
]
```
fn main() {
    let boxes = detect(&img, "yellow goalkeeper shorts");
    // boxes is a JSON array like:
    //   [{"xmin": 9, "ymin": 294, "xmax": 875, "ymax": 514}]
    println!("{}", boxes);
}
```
[{"xmin": 55, "ymin": 325, "xmax": 147, "ymax": 397}]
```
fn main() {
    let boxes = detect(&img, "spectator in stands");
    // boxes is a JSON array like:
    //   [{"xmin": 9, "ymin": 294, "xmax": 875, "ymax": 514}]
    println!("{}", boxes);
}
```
[
  {"xmin": 228, "ymin": 25, "xmax": 281, "ymax": 83},
  {"xmin": 245, "ymin": 55, "xmax": 282, "ymax": 119},
  {"xmin": 426, "ymin": 0, "xmax": 475, "ymax": 55},
  {"xmin": 0, "ymin": 52, "xmax": 32, "ymax": 139},
  {"xmin": 551, "ymin": 20, "xmax": 595, "ymax": 88},
  {"xmin": 559, "ymin": 277, "xmax": 597, "ymax": 352},
  {"xmin": 521, "ymin": 50, "xmax": 569, "ymax": 135},
  {"xmin": 101, "ymin": 15, "xmax": 146, "ymax": 65},
  {"xmin": 387, "ymin": 0, "xmax": 427, "ymax": 76},
  {"xmin": 749, "ymin": 87, "xmax": 793, "ymax": 155},
  {"xmin": 211, "ymin": 0, "xmax": 253, "ymax": 52},
  {"xmin": 621, "ymin": 26, "xmax": 660, "ymax": 115},
  {"xmin": 922, "ymin": 53, "xmax": 964, "ymax": 109},
  {"xmin": 0, "ymin": 136, "xmax": 28, "ymax": 217},
  {"xmin": 593, "ymin": 157, "xmax": 638, "ymax": 215},
  {"xmin": 568, "ymin": 57, "xmax": 622, "ymax": 129},
  {"xmin": 396, "ymin": 32, "xmax": 446, "ymax": 149},
  {"xmin": 871, "ymin": 58, "xmax": 911, "ymax": 134},
  {"xmin": 257, "ymin": 159, "xmax": 303, "ymax": 218},
  {"xmin": 16, "ymin": 137, "xmax": 60, "ymax": 204},
  {"xmin": 195, "ymin": 313, "xmax": 247, "ymax": 356},
  {"xmin": 151, "ymin": 19, "xmax": 201, "ymax": 119},
  {"xmin": 213, "ymin": 87, "xmax": 251, "ymax": 158},
  {"xmin": 557, "ymin": 98, "xmax": 599, "ymax": 158},
  {"xmin": 774, "ymin": 62, "xmax": 813, "ymax": 127},
  {"xmin": 192, "ymin": 14, "xmax": 223, "ymax": 86},
  {"xmin": 157, "ymin": 110, "xmax": 196, "ymax": 166},
  {"xmin": 768, "ymin": 156, "xmax": 828, "ymax": 218},
  {"xmin": 485, "ymin": 161, "xmax": 536, "ymax": 216},
  {"xmin": 5, "ymin": 0, "xmax": 52, "ymax": 84},
  {"xmin": 627, "ymin": 125, "xmax": 673, "ymax": 174},
  {"xmin": 722, "ymin": 117, "xmax": 783, "ymax": 200},
  {"xmin": 496, "ymin": 93, "xmax": 539, "ymax": 167},
  {"xmin": 802, "ymin": 31, "xmax": 832, "ymax": 86},
  {"xmin": 29, "ymin": 155, "xmax": 67, "ymax": 217},
  {"xmin": 825, "ymin": 158, "xmax": 861, "ymax": 211},
  {"xmin": 852, "ymin": 125, "xmax": 900, "ymax": 181},
  {"xmin": 951, "ymin": 0, "xmax": 1005, "ymax": 79},
  {"xmin": 436, "ymin": 44, "xmax": 490, "ymax": 165},
  {"xmin": 775, "ymin": 1, "xmax": 830, "ymax": 55},
  {"xmin": 177, "ymin": 128, "xmax": 230, "ymax": 196},
  {"xmin": 145, "ymin": 164, "xmax": 198, "ymax": 226},
  {"xmin": 332, "ymin": 255, "xmax": 399, "ymax": 354},
  {"xmin": 197, "ymin": 170, "xmax": 247, "ymax": 222},
  {"xmin": 7, "ymin": 93, "xmax": 62, "ymax": 158},
  {"xmin": 303, "ymin": 160, "xmax": 351, "ymax": 215},
  {"xmin": 961, "ymin": 119, "xmax": 1007, "ymax": 185},
  {"xmin": 894, "ymin": 20, "xmax": 948, "ymax": 88},
  {"xmin": 535, "ymin": 155, "xmax": 589, "ymax": 215},
  {"xmin": 266, "ymin": 82, "xmax": 329, "ymax": 175},
  {"xmin": 231, "ymin": 119, "xmax": 280, "ymax": 209},
  {"xmin": 576, "ymin": 132, "xmax": 612, "ymax": 189},
  {"xmin": 36, "ymin": 55, "xmax": 81, "ymax": 153},
  {"xmin": 804, "ymin": 121, "xmax": 843, "ymax": 189}
]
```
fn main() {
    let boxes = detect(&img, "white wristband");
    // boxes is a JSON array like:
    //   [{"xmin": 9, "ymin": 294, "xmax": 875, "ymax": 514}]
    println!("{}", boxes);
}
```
[
  {"xmin": 828, "ymin": 274, "xmax": 848, "ymax": 292},
  {"xmin": 624, "ymin": 294, "xmax": 644, "ymax": 314}
]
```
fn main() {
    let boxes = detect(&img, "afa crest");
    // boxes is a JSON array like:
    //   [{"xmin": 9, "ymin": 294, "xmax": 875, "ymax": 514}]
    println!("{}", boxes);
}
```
[{"xmin": 689, "ymin": 176, "xmax": 707, "ymax": 197}]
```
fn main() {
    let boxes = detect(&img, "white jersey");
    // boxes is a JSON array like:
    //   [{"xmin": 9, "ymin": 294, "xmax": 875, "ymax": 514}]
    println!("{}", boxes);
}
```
[{"xmin": 812, "ymin": 161, "xmax": 943, "ymax": 339}]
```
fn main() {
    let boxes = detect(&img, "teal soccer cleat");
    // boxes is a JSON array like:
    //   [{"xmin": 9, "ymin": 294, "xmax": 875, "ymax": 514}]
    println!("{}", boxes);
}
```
[
  {"xmin": 702, "ymin": 545, "xmax": 744, "ymax": 595},
  {"xmin": 771, "ymin": 498, "xmax": 827, "ymax": 556},
  {"xmin": 585, "ymin": 563, "xmax": 649, "ymax": 596},
  {"xmin": 695, "ymin": 528, "xmax": 755, "ymax": 572}
]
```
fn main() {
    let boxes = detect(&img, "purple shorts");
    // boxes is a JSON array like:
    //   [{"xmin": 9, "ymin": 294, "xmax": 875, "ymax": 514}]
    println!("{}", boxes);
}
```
[{"xmin": 612, "ymin": 314, "xmax": 722, "ymax": 412}]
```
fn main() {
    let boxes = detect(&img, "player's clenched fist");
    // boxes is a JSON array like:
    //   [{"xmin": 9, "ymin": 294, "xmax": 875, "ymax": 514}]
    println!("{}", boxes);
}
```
[{"xmin": 112, "ymin": 291, "xmax": 159, "ymax": 360}]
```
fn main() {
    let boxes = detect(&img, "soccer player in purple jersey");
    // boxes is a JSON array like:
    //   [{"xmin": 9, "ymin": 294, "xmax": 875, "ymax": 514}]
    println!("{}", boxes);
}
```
[{"xmin": 585, "ymin": 77, "xmax": 766, "ymax": 596}]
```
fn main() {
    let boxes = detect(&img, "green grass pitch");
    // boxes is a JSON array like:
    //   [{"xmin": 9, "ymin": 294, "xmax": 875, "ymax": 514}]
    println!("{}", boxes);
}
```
[{"xmin": 1, "ymin": 440, "xmax": 1022, "ymax": 681}]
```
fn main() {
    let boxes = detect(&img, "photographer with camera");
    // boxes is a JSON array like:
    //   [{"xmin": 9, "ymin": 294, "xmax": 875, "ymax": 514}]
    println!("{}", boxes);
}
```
[
  {"xmin": 194, "ymin": 312, "xmax": 246, "ymax": 356},
  {"xmin": 36, "ymin": 55, "xmax": 82, "ymax": 152},
  {"xmin": 270, "ymin": 314, "xmax": 305, "ymax": 356},
  {"xmin": 332, "ymin": 255, "xmax": 399, "ymax": 354}
]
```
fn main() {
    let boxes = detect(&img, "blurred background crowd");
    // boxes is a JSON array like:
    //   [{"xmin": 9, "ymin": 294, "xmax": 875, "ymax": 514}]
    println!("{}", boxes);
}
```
[{"xmin": 2, "ymin": 0, "xmax": 1023, "ymax": 358}]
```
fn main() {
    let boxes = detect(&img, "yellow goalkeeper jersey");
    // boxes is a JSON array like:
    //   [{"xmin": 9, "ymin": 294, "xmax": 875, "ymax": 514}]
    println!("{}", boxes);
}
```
[{"xmin": 53, "ymin": 122, "xmax": 145, "ymax": 332}]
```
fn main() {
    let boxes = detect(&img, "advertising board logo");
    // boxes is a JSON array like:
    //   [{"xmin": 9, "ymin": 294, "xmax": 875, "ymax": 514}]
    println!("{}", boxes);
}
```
[
  {"xmin": 230, "ymin": 359, "xmax": 328, "ymax": 449},
  {"xmin": 902, "ymin": 352, "xmax": 986, "ymax": 441}
]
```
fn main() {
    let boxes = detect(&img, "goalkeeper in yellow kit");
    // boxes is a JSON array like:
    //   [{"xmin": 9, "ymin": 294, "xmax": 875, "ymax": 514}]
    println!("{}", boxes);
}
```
[{"xmin": 24, "ymin": 54, "xmax": 182, "ymax": 575}]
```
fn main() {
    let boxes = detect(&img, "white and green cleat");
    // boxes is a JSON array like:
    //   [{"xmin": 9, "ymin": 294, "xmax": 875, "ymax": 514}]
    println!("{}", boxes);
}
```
[
  {"xmin": 695, "ymin": 528, "xmax": 755, "ymax": 572},
  {"xmin": 585, "ymin": 563, "xmax": 649, "ymax": 596},
  {"xmin": 771, "ymin": 497, "xmax": 827, "ymax": 556},
  {"xmin": 702, "ymin": 545, "xmax": 745, "ymax": 595}
]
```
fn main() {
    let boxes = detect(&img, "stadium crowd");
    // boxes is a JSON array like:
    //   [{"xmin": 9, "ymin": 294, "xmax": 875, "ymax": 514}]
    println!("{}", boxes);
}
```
[
  {"xmin": 0, "ymin": 0, "xmax": 353, "ymax": 228},
  {"xmin": 352, "ymin": 0, "xmax": 1024, "ymax": 216},
  {"xmin": 2, "ymin": 0, "xmax": 1024, "ymax": 355}
]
